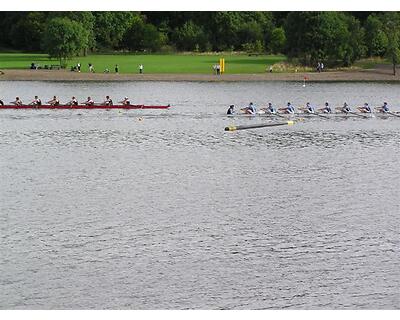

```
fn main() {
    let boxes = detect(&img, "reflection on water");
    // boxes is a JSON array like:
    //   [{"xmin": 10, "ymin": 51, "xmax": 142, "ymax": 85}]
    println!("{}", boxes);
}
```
[{"xmin": 0, "ymin": 81, "xmax": 400, "ymax": 309}]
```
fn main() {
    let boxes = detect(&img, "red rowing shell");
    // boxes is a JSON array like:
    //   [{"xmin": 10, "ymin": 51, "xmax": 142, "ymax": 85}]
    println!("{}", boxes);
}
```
[{"xmin": 0, "ymin": 104, "xmax": 171, "ymax": 110}]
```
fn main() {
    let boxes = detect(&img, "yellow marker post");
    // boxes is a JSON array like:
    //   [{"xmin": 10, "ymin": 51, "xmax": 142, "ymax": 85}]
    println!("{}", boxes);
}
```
[{"xmin": 219, "ymin": 58, "xmax": 225, "ymax": 74}]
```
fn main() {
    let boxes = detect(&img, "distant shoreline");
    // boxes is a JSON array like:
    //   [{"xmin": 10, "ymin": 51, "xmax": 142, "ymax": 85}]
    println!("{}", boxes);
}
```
[{"xmin": 1, "ymin": 69, "xmax": 400, "ymax": 82}]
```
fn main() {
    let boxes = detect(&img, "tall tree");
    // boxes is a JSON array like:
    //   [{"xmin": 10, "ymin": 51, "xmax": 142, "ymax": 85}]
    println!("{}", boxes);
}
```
[
  {"xmin": 365, "ymin": 14, "xmax": 388, "ymax": 57},
  {"xmin": 382, "ymin": 13, "xmax": 400, "ymax": 75},
  {"xmin": 94, "ymin": 12, "xmax": 137, "ymax": 49},
  {"xmin": 42, "ymin": 17, "xmax": 89, "ymax": 66},
  {"xmin": 9, "ymin": 12, "xmax": 47, "ymax": 51}
]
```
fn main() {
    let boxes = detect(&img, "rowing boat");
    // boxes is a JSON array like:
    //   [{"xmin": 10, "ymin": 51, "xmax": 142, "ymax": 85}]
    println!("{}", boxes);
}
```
[
  {"xmin": 228, "ymin": 111, "xmax": 396, "ymax": 119},
  {"xmin": 0, "ymin": 104, "xmax": 171, "ymax": 110}
]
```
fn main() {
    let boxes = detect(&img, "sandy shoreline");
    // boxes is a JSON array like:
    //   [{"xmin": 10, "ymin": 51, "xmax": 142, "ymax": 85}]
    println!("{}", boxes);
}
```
[{"xmin": 1, "ymin": 68, "xmax": 400, "ymax": 82}]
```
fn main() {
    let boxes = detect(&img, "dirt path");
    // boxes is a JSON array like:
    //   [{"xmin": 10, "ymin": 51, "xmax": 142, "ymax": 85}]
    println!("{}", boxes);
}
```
[{"xmin": 1, "ymin": 67, "xmax": 400, "ymax": 82}]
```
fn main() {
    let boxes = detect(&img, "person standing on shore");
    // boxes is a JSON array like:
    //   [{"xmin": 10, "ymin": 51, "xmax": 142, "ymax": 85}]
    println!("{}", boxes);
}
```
[
  {"xmin": 139, "ymin": 64, "xmax": 143, "ymax": 74},
  {"xmin": 89, "ymin": 63, "xmax": 94, "ymax": 73},
  {"xmin": 115, "ymin": 64, "xmax": 119, "ymax": 74},
  {"xmin": 216, "ymin": 64, "xmax": 221, "ymax": 75},
  {"xmin": 77, "ymin": 62, "xmax": 81, "ymax": 72}
]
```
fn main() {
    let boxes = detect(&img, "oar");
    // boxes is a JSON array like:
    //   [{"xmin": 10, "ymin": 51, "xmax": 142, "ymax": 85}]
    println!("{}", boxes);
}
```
[
  {"xmin": 225, "ymin": 120, "xmax": 295, "ymax": 131},
  {"xmin": 304, "ymin": 112, "xmax": 330, "ymax": 119},
  {"xmin": 348, "ymin": 111, "xmax": 371, "ymax": 119},
  {"xmin": 388, "ymin": 111, "xmax": 400, "ymax": 118}
]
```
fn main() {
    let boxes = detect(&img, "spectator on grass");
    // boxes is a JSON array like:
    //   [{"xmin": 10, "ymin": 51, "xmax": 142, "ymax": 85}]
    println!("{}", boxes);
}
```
[
  {"xmin": 139, "ymin": 64, "xmax": 143, "ymax": 74},
  {"xmin": 89, "ymin": 63, "xmax": 94, "ymax": 73},
  {"xmin": 216, "ymin": 64, "xmax": 221, "ymax": 75},
  {"xmin": 77, "ymin": 62, "xmax": 81, "ymax": 72},
  {"xmin": 115, "ymin": 64, "xmax": 119, "ymax": 73}
]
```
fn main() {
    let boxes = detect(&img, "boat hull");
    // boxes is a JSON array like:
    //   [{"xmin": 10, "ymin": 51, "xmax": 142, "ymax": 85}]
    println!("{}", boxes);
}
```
[{"xmin": 0, "ymin": 104, "xmax": 171, "ymax": 110}]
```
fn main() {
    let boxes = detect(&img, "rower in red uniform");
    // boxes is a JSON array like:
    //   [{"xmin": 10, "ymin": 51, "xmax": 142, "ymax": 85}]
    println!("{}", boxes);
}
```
[
  {"xmin": 84, "ymin": 96, "xmax": 94, "ymax": 106},
  {"xmin": 118, "ymin": 97, "xmax": 130, "ymax": 106},
  {"xmin": 67, "ymin": 96, "xmax": 78, "ymax": 106},
  {"xmin": 103, "ymin": 95, "xmax": 113, "ymax": 106},
  {"xmin": 29, "ymin": 95, "xmax": 42, "ymax": 106},
  {"xmin": 47, "ymin": 96, "xmax": 60, "ymax": 106},
  {"xmin": 11, "ymin": 97, "xmax": 23, "ymax": 106}
]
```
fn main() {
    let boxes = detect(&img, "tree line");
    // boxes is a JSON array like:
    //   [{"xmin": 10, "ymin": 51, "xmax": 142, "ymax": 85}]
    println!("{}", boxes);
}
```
[{"xmin": 0, "ymin": 11, "xmax": 399, "ymax": 72}]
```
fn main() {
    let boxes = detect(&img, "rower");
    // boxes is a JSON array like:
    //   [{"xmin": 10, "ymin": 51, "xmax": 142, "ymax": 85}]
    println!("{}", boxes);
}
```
[
  {"xmin": 84, "ymin": 96, "xmax": 94, "ymax": 106},
  {"xmin": 358, "ymin": 103, "xmax": 371, "ymax": 113},
  {"xmin": 11, "ymin": 97, "xmax": 23, "ymax": 106},
  {"xmin": 227, "ymin": 105, "xmax": 235, "ymax": 115},
  {"xmin": 265, "ymin": 102, "xmax": 276, "ymax": 114},
  {"xmin": 318, "ymin": 102, "xmax": 332, "ymax": 114},
  {"xmin": 299, "ymin": 102, "xmax": 315, "ymax": 114},
  {"xmin": 0, "ymin": 99, "xmax": 4, "ymax": 106},
  {"xmin": 47, "ymin": 96, "xmax": 60, "ymax": 106},
  {"xmin": 243, "ymin": 102, "xmax": 256, "ymax": 114},
  {"xmin": 29, "ymin": 95, "xmax": 41, "ymax": 106},
  {"xmin": 376, "ymin": 102, "xmax": 390, "ymax": 113},
  {"xmin": 119, "ymin": 97, "xmax": 130, "ymax": 106},
  {"xmin": 103, "ymin": 95, "xmax": 113, "ymax": 106},
  {"xmin": 279, "ymin": 102, "xmax": 295, "ymax": 114},
  {"xmin": 337, "ymin": 102, "xmax": 351, "ymax": 114},
  {"xmin": 67, "ymin": 96, "xmax": 78, "ymax": 106}
]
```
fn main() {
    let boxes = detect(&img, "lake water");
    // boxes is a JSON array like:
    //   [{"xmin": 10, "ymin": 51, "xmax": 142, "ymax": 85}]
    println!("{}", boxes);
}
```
[{"xmin": 0, "ymin": 81, "xmax": 399, "ymax": 309}]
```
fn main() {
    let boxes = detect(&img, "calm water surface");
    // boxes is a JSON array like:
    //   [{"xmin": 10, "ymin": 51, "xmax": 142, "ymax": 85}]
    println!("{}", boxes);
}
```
[{"xmin": 0, "ymin": 81, "xmax": 399, "ymax": 309}]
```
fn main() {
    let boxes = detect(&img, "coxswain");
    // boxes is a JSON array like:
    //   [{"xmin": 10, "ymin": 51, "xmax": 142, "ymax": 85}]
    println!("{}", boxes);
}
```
[
  {"xmin": 84, "ymin": 97, "xmax": 94, "ymax": 106},
  {"xmin": 11, "ymin": 97, "xmax": 23, "ymax": 106},
  {"xmin": 376, "ymin": 102, "xmax": 389, "ymax": 113},
  {"xmin": 67, "ymin": 96, "xmax": 78, "ymax": 106},
  {"xmin": 358, "ymin": 103, "xmax": 371, "ymax": 113},
  {"xmin": 299, "ymin": 102, "xmax": 315, "ymax": 114},
  {"xmin": 103, "ymin": 95, "xmax": 113, "ymax": 106},
  {"xmin": 119, "ymin": 97, "xmax": 130, "ymax": 106},
  {"xmin": 279, "ymin": 102, "xmax": 295, "ymax": 114},
  {"xmin": 318, "ymin": 102, "xmax": 332, "ymax": 114},
  {"xmin": 47, "ymin": 96, "xmax": 60, "ymax": 106},
  {"xmin": 0, "ymin": 99, "xmax": 4, "ymax": 106},
  {"xmin": 29, "ymin": 95, "xmax": 41, "ymax": 106},
  {"xmin": 227, "ymin": 105, "xmax": 235, "ymax": 115},
  {"xmin": 336, "ymin": 102, "xmax": 351, "ymax": 114}
]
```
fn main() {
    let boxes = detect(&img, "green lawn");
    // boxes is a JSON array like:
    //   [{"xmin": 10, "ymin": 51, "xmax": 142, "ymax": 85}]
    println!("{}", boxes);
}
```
[{"xmin": 0, "ymin": 52, "xmax": 286, "ymax": 74}]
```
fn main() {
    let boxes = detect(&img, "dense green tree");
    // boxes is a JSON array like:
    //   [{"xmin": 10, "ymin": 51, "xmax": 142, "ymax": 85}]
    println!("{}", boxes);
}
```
[
  {"xmin": 9, "ymin": 12, "xmax": 47, "ymax": 51},
  {"xmin": 123, "ymin": 16, "xmax": 165, "ymax": 52},
  {"xmin": 42, "ymin": 17, "xmax": 89, "ymax": 66},
  {"xmin": 172, "ymin": 21, "xmax": 209, "ymax": 51},
  {"xmin": 382, "ymin": 12, "xmax": 400, "ymax": 75},
  {"xmin": 269, "ymin": 27, "xmax": 286, "ymax": 53},
  {"xmin": 48, "ymin": 12, "xmax": 95, "ymax": 52},
  {"xmin": 342, "ymin": 14, "xmax": 367, "ymax": 66},
  {"xmin": 238, "ymin": 21, "xmax": 264, "ymax": 50},
  {"xmin": 94, "ymin": 12, "xmax": 137, "ymax": 49},
  {"xmin": 285, "ymin": 12, "xmax": 366, "ymax": 66},
  {"xmin": 365, "ymin": 15, "xmax": 388, "ymax": 56}
]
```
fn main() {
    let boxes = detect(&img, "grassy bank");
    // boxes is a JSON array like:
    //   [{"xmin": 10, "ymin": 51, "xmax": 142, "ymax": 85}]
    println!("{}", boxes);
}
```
[{"xmin": 0, "ymin": 52, "xmax": 287, "ymax": 74}]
